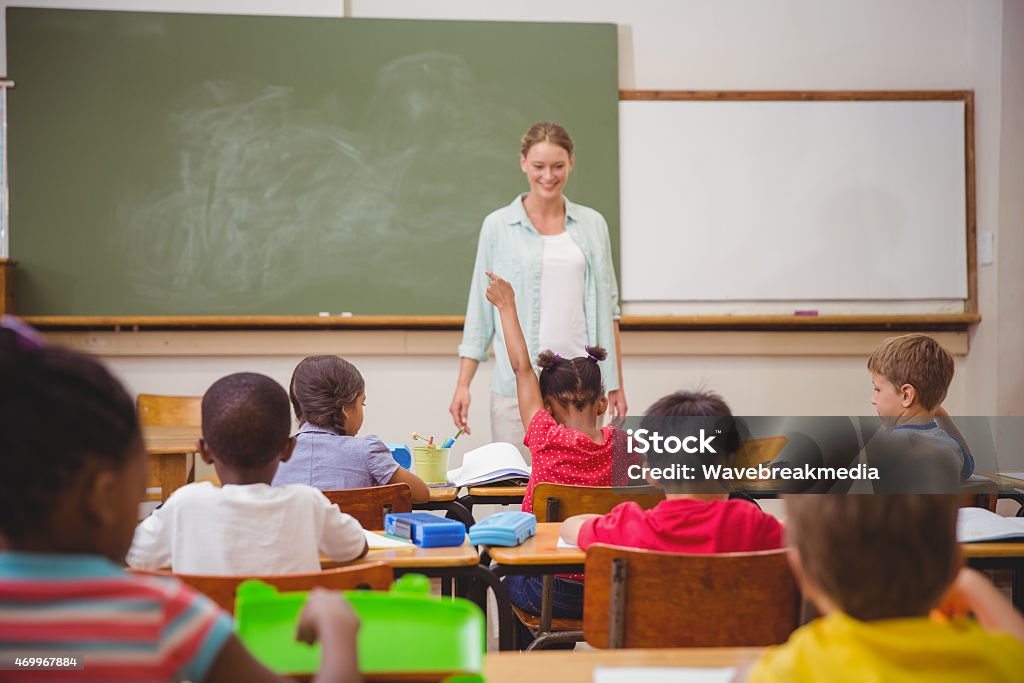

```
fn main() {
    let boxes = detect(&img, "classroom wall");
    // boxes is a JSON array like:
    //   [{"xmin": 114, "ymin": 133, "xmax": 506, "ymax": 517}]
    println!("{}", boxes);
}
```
[
  {"xmin": 998, "ymin": 0, "xmax": 1024, "ymax": 418},
  {"xmin": 8, "ymin": 1, "xmax": 1023, "ymax": 466}
]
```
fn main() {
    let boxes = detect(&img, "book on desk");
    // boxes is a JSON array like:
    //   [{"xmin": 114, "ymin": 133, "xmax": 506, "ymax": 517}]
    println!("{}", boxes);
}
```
[{"xmin": 958, "ymin": 507, "xmax": 1024, "ymax": 542}]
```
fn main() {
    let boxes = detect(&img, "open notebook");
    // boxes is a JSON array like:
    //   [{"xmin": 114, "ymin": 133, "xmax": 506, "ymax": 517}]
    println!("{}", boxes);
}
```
[
  {"xmin": 957, "ymin": 507, "xmax": 1024, "ymax": 542},
  {"xmin": 447, "ymin": 442, "xmax": 531, "ymax": 487}
]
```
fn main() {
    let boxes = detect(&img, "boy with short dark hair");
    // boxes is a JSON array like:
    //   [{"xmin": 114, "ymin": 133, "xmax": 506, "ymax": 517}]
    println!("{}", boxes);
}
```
[
  {"xmin": 560, "ymin": 390, "xmax": 782, "ymax": 553},
  {"xmin": 867, "ymin": 333, "xmax": 974, "ymax": 482},
  {"xmin": 128, "ymin": 372, "xmax": 367, "ymax": 574},
  {"xmin": 744, "ymin": 495, "xmax": 1024, "ymax": 682}
]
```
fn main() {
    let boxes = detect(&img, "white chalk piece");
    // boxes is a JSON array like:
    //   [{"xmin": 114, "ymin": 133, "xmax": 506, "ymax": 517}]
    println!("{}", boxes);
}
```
[
  {"xmin": 318, "ymin": 312, "xmax": 330, "ymax": 317},
  {"xmin": 341, "ymin": 311, "xmax": 353, "ymax": 317}
]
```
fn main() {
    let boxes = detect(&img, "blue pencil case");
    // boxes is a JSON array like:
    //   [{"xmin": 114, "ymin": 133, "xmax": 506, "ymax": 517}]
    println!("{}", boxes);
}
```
[
  {"xmin": 384, "ymin": 512, "xmax": 466, "ymax": 548},
  {"xmin": 467, "ymin": 511, "xmax": 536, "ymax": 547}
]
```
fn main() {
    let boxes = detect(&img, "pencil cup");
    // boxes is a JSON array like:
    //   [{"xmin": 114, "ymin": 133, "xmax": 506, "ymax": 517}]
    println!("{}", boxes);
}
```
[{"xmin": 413, "ymin": 446, "xmax": 450, "ymax": 485}]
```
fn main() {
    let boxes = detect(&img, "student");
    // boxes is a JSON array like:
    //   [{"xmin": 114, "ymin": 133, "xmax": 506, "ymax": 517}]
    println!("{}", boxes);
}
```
[
  {"xmin": 484, "ymin": 272, "xmax": 636, "ymax": 636},
  {"xmin": 867, "ymin": 333, "xmax": 975, "ymax": 484},
  {"xmin": 743, "ymin": 495, "xmax": 1024, "ymax": 682},
  {"xmin": 128, "ymin": 372, "xmax": 368, "ymax": 574},
  {"xmin": 273, "ymin": 355, "xmax": 430, "ymax": 503},
  {"xmin": 560, "ymin": 391, "xmax": 783, "ymax": 552},
  {"xmin": 0, "ymin": 320, "xmax": 361, "ymax": 683}
]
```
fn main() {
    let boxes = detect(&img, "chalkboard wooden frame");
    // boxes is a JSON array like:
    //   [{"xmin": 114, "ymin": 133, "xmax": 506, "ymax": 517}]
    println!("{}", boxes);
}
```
[{"xmin": 21, "ymin": 312, "xmax": 978, "ymax": 332}]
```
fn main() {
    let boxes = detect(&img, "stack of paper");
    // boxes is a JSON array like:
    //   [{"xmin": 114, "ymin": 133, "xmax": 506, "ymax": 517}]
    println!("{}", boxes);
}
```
[
  {"xmin": 363, "ymin": 530, "xmax": 412, "ymax": 549},
  {"xmin": 447, "ymin": 442, "xmax": 531, "ymax": 487},
  {"xmin": 957, "ymin": 507, "xmax": 1024, "ymax": 542},
  {"xmin": 593, "ymin": 667, "xmax": 735, "ymax": 683}
]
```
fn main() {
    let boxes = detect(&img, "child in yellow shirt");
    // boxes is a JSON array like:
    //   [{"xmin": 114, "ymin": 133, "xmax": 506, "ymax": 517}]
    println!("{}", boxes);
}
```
[{"xmin": 744, "ymin": 495, "xmax": 1024, "ymax": 682}]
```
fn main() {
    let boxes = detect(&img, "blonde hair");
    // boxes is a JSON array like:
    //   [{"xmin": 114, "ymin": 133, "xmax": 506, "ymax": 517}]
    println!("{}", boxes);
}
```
[
  {"xmin": 867, "ymin": 333, "xmax": 953, "ymax": 410},
  {"xmin": 520, "ymin": 122, "xmax": 574, "ymax": 158}
]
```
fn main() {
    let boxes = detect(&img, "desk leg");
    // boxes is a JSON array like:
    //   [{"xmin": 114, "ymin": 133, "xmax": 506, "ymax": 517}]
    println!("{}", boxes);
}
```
[
  {"xmin": 1015, "ymin": 564, "xmax": 1024, "ymax": 613},
  {"xmin": 393, "ymin": 564, "xmax": 513, "ymax": 651},
  {"xmin": 462, "ymin": 566, "xmax": 515, "ymax": 651}
]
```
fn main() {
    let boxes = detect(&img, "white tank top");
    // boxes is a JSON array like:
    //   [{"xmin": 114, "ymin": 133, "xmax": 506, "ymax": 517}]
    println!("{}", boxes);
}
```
[{"xmin": 538, "ymin": 231, "xmax": 588, "ymax": 358}]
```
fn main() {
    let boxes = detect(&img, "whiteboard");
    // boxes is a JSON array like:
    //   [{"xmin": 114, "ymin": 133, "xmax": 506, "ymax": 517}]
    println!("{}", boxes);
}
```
[{"xmin": 619, "ymin": 100, "xmax": 968, "ymax": 302}]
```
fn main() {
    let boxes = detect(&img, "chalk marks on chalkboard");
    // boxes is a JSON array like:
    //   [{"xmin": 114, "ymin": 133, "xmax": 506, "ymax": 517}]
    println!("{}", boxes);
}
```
[{"xmin": 117, "ymin": 52, "xmax": 521, "ymax": 312}]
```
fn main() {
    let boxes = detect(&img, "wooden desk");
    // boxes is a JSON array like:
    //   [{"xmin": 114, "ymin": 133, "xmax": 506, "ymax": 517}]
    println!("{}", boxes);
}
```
[
  {"xmin": 485, "ymin": 647, "xmax": 763, "ymax": 683},
  {"xmin": 487, "ymin": 522, "xmax": 583, "ymax": 569},
  {"xmin": 142, "ymin": 425, "xmax": 200, "ymax": 502},
  {"xmin": 963, "ymin": 541, "xmax": 1024, "ymax": 559},
  {"xmin": 322, "ymin": 536, "xmax": 479, "ymax": 570},
  {"xmin": 465, "ymin": 485, "xmax": 526, "ymax": 498},
  {"xmin": 428, "ymin": 486, "xmax": 459, "ymax": 502}
]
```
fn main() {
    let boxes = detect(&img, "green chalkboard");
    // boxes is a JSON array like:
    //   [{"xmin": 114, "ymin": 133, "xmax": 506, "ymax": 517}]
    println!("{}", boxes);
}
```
[{"xmin": 7, "ymin": 8, "xmax": 618, "ymax": 316}]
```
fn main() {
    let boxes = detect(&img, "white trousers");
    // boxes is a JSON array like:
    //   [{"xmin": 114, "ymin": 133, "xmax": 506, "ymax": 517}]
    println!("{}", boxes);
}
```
[{"xmin": 489, "ymin": 391, "xmax": 531, "ymax": 464}]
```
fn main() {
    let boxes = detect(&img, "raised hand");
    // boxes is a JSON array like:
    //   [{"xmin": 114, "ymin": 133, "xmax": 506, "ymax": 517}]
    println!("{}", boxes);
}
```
[{"xmin": 485, "ymin": 271, "xmax": 516, "ymax": 310}]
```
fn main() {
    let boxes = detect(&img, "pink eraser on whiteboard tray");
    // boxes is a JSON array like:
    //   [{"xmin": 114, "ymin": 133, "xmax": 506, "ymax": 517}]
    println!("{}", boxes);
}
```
[{"xmin": 794, "ymin": 310, "xmax": 819, "ymax": 316}]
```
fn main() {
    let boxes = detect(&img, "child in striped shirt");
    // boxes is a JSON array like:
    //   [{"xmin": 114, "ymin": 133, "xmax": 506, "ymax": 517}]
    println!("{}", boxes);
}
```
[{"xmin": 0, "ymin": 317, "xmax": 360, "ymax": 683}]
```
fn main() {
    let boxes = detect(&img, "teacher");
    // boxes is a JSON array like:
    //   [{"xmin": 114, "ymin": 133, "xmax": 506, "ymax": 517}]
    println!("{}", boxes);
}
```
[{"xmin": 449, "ymin": 122, "xmax": 626, "ymax": 454}]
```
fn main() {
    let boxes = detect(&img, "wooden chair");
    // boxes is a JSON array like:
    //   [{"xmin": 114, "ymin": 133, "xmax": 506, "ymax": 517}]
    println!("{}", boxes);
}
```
[
  {"xmin": 583, "ymin": 544, "xmax": 801, "ymax": 648},
  {"xmin": 531, "ymin": 483, "xmax": 664, "ymax": 523},
  {"xmin": 515, "ymin": 483, "xmax": 665, "ymax": 650},
  {"xmin": 129, "ymin": 562, "xmax": 393, "ymax": 615},
  {"xmin": 137, "ymin": 394, "xmax": 202, "ymax": 501},
  {"xmin": 136, "ymin": 394, "xmax": 202, "ymax": 427},
  {"xmin": 958, "ymin": 476, "xmax": 999, "ymax": 512},
  {"xmin": 322, "ymin": 484, "xmax": 413, "ymax": 529}
]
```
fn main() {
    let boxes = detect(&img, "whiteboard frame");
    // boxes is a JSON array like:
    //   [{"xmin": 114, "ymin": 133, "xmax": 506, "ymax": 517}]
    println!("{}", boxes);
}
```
[
  {"xmin": 618, "ymin": 90, "xmax": 977, "ymax": 318},
  {"xmin": 0, "ymin": 79, "xmax": 10, "ymax": 260}
]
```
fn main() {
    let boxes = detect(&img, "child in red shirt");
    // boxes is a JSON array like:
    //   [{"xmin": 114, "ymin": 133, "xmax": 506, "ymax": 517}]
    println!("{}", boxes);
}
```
[
  {"xmin": 560, "ymin": 391, "xmax": 783, "ymax": 553},
  {"xmin": 484, "ymin": 273, "xmax": 634, "ymax": 643}
]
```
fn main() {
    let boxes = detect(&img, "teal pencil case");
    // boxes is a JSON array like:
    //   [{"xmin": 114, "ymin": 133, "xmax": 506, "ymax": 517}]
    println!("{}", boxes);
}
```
[{"xmin": 468, "ymin": 511, "xmax": 536, "ymax": 546}]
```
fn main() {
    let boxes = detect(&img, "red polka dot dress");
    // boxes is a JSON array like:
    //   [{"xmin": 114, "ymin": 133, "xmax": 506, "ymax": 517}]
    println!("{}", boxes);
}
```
[{"xmin": 521, "ymin": 409, "xmax": 638, "ymax": 516}]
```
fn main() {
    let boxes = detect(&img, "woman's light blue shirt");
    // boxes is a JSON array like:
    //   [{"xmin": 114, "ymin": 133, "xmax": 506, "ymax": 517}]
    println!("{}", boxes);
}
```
[{"xmin": 458, "ymin": 194, "xmax": 621, "ymax": 397}]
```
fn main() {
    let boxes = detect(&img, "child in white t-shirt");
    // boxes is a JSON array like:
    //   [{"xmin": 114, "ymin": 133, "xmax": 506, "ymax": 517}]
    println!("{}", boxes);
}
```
[{"xmin": 128, "ymin": 372, "xmax": 367, "ymax": 574}]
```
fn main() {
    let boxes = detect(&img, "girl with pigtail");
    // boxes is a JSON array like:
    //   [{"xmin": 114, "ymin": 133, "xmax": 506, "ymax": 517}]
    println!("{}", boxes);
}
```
[
  {"xmin": 484, "ymin": 272, "xmax": 637, "ymax": 646},
  {"xmin": 273, "ymin": 355, "xmax": 430, "ymax": 503}
]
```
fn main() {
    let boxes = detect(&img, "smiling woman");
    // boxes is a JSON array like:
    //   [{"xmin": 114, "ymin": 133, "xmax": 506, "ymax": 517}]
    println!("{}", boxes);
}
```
[{"xmin": 450, "ymin": 122, "xmax": 626, "ymax": 458}]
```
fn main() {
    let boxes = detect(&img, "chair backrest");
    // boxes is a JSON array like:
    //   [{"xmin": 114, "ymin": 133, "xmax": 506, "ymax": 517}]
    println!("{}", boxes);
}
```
[
  {"xmin": 322, "ymin": 484, "xmax": 413, "ymax": 528},
  {"xmin": 531, "ymin": 483, "xmax": 664, "ymax": 522},
  {"xmin": 583, "ymin": 544, "xmax": 800, "ymax": 649},
  {"xmin": 136, "ymin": 394, "xmax": 202, "ymax": 427},
  {"xmin": 733, "ymin": 436, "xmax": 789, "ymax": 468},
  {"xmin": 958, "ymin": 476, "xmax": 999, "ymax": 512},
  {"xmin": 129, "ymin": 562, "xmax": 393, "ymax": 615}
]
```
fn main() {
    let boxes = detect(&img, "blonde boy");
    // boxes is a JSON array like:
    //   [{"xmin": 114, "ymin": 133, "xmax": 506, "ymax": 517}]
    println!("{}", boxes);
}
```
[
  {"xmin": 744, "ymin": 495, "xmax": 1024, "ymax": 682},
  {"xmin": 867, "ymin": 333, "xmax": 974, "ymax": 482}
]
